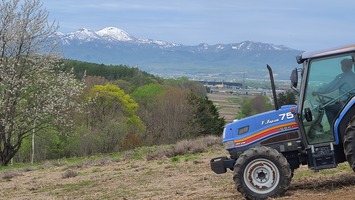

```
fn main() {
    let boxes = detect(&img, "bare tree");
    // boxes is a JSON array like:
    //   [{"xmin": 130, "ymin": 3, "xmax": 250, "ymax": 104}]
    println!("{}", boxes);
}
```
[
  {"xmin": 0, "ymin": 0, "xmax": 84, "ymax": 165},
  {"xmin": 146, "ymin": 88, "xmax": 196, "ymax": 144}
]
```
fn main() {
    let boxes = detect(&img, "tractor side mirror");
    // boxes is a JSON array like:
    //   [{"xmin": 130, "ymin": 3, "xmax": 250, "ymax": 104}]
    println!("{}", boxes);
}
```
[
  {"xmin": 304, "ymin": 108, "xmax": 312, "ymax": 122},
  {"xmin": 290, "ymin": 68, "xmax": 299, "ymax": 94},
  {"xmin": 290, "ymin": 68, "xmax": 298, "ymax": 88}
]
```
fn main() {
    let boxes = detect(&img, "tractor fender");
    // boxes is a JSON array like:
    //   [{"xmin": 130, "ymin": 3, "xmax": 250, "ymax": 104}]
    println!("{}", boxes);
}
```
[{"xmin": 335, "ymin": 97, "xmax": 355, "ymax": 144}]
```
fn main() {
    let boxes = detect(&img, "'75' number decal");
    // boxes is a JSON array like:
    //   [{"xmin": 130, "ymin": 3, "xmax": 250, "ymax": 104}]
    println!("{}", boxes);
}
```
[{"xmin": 279, "ymin": 112, "xmax": 294, "ymax": 120}]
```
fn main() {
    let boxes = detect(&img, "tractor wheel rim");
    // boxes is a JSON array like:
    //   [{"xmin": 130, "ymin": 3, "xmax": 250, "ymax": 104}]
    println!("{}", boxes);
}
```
[{"xmin": 243, "ymin": 158, "xmax": 280, "ymax": 194}]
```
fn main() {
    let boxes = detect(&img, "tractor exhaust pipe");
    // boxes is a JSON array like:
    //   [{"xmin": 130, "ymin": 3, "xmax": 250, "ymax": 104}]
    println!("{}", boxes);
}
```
[{"xmin": 267, "ymin": 64, "xmax": 279, "ymax": 110}]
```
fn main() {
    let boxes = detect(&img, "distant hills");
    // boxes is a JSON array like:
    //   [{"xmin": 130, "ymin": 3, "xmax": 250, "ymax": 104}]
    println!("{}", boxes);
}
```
[{"xmin": 57, "ymin": 27, "xmax": 304, "ymax": 80}]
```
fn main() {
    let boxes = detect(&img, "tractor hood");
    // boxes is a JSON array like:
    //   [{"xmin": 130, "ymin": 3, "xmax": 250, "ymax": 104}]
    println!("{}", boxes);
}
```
[{"xmin": 223, "ymin": 105, "xmax": 298, "ymax": 150}]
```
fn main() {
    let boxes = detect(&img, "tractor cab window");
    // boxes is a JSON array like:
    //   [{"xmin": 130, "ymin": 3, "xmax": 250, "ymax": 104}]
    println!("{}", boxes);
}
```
[{"xmin": 301, "ymin": 54, "xmax": 355, "ymax": 144}]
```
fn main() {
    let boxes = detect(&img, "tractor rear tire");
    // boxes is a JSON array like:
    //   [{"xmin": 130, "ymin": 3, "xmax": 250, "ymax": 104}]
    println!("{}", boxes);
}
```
[
  {"xmin": 233, "ymin": 146, "xmax": 292, "ymax": 200},
  {"xmin": 344, "ymin": 116, "xmax": 355, "ymax": 172}
]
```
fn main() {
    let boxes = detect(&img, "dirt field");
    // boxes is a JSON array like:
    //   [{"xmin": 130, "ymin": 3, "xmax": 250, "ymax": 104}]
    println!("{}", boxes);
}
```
[
  {"xmin": 207, "ymin": 93, "xmax": 246, "ymax": 123},
  {"xmin": 1, "ymin": 146, "xmax": 355, "ymax": 200}
]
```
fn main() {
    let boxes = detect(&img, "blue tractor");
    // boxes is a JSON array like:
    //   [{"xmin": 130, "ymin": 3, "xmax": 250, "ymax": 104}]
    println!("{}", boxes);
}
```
[{"xmin": 210, "ymin": 44, "xmax": 355, "ymax": 199}]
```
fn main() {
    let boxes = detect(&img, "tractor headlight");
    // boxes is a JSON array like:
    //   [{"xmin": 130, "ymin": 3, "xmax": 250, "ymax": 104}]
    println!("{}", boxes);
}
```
[{"xmin": 223, "ymin": 141, "xmax": 235, "ymax": 149}]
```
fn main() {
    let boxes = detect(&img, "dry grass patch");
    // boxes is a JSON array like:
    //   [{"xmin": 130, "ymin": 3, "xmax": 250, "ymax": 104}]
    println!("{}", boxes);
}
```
[
  {"xmin": 0, "ymin": 170, "xmax": 22, "ymax": 180},
  {"xmin": 173, "ymin": 135, "xmax": 221, "ymax": 156},
  {"xmin": 146, "ymin": 135, "xmax": 222, "ymax": 161},
  {"xmin": 62, "ymin": 169, "xmax": 79, "ymax": 178}
]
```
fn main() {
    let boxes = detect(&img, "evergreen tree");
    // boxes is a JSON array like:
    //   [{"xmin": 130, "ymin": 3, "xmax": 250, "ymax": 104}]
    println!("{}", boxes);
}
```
[
  {"xmin": 188, "ymin": 93, "xmax": 225, "ymax": 136},
  {"xmin": 277, "ymin": 90, "xmax": 297, "ymax": 107}
]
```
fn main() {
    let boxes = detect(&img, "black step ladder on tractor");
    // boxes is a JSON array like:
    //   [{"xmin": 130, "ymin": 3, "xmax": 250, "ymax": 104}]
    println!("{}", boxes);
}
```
[{"xmin": 308, "ymin": 143, "xmax": 337, "ymax": 170}]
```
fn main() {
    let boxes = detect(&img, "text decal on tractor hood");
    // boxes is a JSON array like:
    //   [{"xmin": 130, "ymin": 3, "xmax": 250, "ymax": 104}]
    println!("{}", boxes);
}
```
[{"xmin": 261, "ymin": 112, "xmax": 294, "ymax": 125}]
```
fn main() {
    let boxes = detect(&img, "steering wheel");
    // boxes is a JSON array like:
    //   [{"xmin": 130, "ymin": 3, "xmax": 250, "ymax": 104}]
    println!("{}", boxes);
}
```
[{"xmin": 315, "ymin": 93, "xmax": 334, "ymax": 107}]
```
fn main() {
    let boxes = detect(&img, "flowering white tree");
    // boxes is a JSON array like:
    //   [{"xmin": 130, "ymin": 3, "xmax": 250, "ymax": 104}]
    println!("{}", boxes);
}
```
[{"xmin": 0, "ymin": 0, "xmax": 84, "ymax": 165}]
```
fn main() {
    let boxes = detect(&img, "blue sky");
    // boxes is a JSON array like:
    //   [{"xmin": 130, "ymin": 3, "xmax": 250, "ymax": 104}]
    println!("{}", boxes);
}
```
[{"xmin": 45, "ymin": 0, "xmax": 355, "ymax": 51}]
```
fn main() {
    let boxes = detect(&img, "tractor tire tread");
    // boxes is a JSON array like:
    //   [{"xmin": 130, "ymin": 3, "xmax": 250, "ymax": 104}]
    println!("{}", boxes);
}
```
[
  {"xmin": 344, "ymin": 116, "xmax": 355, "ymax": 172},
  {"xmin": 233, "ymin": 146, "xmax": 291, "ymax": 200}
]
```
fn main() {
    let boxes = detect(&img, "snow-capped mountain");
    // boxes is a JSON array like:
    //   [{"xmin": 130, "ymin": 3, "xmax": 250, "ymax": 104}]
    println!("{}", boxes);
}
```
[
  {"xmin": 96, "ymin": 27, "xmax": 135, "ymax": 42},
  {"xmin": 62, "ymin": 27, "xmax": 132, "ymax": 42},
  {"xmin": 65, "ymin": 28, "xmax": 100, "ymax": 41},
  {"xmin": 58, "ymin": 27, "xmax": 180, "ymax": 47},
  {"xmin": 57, "ymin": 27, "xmax": 303, "ymax": 79}
]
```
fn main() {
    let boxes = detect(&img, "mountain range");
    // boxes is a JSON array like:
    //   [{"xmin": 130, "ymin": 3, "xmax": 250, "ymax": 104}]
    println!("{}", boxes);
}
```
[{"xmin": 57, "ymin": 27, "xmax": 304, "ymax": 80}]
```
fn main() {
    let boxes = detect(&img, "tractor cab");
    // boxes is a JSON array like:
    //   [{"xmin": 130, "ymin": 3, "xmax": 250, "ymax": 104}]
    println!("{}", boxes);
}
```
[{"xmin": 292, "ymin": 46, "xmax": 355, "ymax": 170}]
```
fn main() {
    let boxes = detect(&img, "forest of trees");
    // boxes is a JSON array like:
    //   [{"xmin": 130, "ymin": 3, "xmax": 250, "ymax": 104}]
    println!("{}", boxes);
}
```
[{"xmin": 12, "ymin": 60, "xmax": 226, "ymax": 163}]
